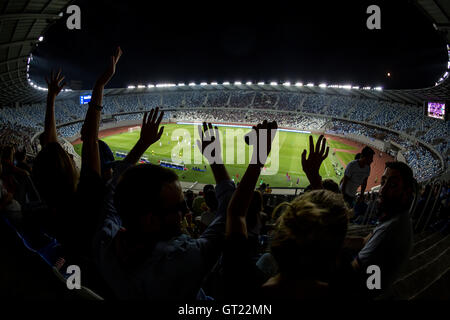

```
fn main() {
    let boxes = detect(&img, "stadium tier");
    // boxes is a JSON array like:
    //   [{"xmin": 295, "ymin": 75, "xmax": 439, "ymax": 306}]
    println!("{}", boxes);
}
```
[{"xmin": 1, "ymin": 89, "xmax": 448, "ymax": 183}]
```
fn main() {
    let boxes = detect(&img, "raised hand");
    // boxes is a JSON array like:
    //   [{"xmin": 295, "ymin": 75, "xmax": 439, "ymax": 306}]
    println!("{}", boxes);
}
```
[
  {"xmin": 301, "ymin": 135, "xmax": 329, "ymax": 188},
  {"xmin": 245, "ymin": 120, "xmax": 278, "ymax": 166},
  {"xmin": 45, "ymin": 69, "xmax": 66, "ymax": 97},
  {"xmin": 96, "ymin": 46, "xmax": 122, "ymax": 86},
  {"xmin": 197, "ymin": 122, "xmax": 222, "ymax": 164},
  {"xmin": 139, "ymin": 107, "xmax": 164, "ymax": 148}
]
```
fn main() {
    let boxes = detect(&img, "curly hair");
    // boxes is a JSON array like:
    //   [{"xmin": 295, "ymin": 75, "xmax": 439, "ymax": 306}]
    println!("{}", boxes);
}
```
[{"xmin": 270, "ymin": 189, "xmax": 350, "ymax": 278}]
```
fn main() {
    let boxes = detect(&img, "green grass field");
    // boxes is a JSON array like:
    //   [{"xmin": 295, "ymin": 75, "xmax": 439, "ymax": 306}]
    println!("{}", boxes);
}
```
[
  {"xmin": 335, "ymin": 151, "xmax": 358, "ymax": 166},
  {"xmin": 73, "ymin": 124, "xmax": 357, "ymax": 188}
]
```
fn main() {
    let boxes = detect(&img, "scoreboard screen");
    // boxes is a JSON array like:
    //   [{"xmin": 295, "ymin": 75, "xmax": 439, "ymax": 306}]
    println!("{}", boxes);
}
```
[
  {"xmin": 426, "ymin": 101, "xmax": 446, "ymax": 120},
  {"xmin": 80, "ymin": 94, "xmax": 91, "ymax": 105}
]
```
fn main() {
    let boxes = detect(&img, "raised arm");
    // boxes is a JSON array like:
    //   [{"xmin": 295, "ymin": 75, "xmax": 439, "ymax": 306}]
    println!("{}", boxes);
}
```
[
  {"xmin": 43, "ymin": 70, "xmax": 66, "ymax": 146},
  {"xmin": 301, "ymin": 135, "xmax": 329, "ymax": 190},
  {"xmin": 124, "ymin": 107, "xmax": 164, "ymax": 165},
  {"xmin": 81, "ymin": 47, "xmax": 122, "ymax": 175},
  {"xmin": 197, "ymin": 122, "xmax": 230, "ymax": 184},
  {"xmin": 226, "ymin": 120, "xmax": 278, "ymax": 237}
]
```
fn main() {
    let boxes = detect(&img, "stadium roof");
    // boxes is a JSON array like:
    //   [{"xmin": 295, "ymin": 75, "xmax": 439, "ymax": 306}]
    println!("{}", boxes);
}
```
[
  {"xmin": 0, "ymin": 0, "xmax": 72, "ymax": 105},
  {"xmin": 415, "ymin": 0, "xmax": 450, "ymax": 44},
  {"xmin": 0, "ymin": 0, "xmax": 449, "ymax": 106}
]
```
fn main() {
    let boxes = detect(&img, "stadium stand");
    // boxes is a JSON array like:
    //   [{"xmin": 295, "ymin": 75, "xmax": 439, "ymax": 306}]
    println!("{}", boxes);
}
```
[{"xmin": 0, "ymin": 0, "xmax": 449, "ymax": 301}]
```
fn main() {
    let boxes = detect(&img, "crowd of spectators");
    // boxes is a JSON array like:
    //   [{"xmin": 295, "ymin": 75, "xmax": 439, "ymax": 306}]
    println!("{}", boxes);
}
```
[
  {"xmin": 0, "ymin": 84, "xmax": 448, "ymax": 181},
  {"xmin": 0, "ymin": 123, "xmax": 38, "ymax": 154},
  {"xmin": 1, "ymin": 49, "xmax": 448, "ymax": 303},
  {"xmin": 370, "ymin": 102, "xmax": 405, "ymax": 127},
  {"xmin": 301, "ymin": 94, "xmax": 329, "ymax": 114},
  {"xmin": 228, "ymin": 91, "xmax": 255, "ymax": 108},
  {"xmin": 205, "ymin": 91, "xmax": 230, "ymax": 108},
  {"xmin": 346, "ymin": 99, "xmax": 379, "ymax": 122},
  {"xmin": 326, "ymin": 95, "xmax": 355, "ymax": 117},
  {"xmin": 253, "ymin": 92, "xmax": 279, "ymax": 109},
  {"xmin": 277, "ymin": 93, "xmax": 304, "ymax": 111}
]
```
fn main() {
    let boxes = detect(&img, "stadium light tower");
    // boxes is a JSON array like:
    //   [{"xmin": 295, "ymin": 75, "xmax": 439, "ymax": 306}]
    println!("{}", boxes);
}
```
[
  {"xmin": 127, "ymin": 85, "xmax": 136, "ymax": 89},
  {"xmin": 234, "ymin": 81, "xmax": 242, "ymax": 85},
  {"xmin": 270, "ymin": 81, "xmax": 278, "ymax": 86},
  {"xmin": 188, "ymin": 82, "xmax": 196, "ymax": 87},
  {"xmin": 223, "ymin": 81, "xmax": 230, "ymax": 85},
  {"xmin": 38, "ymin": 36, "xmax": 44, "ymax": 42},
  {"xmin": 306, "ymin": 83, "xmax": 314, "ymax": 87},
  {"xmin": 211, "ymin": 82, "xmax": 218, "ymax": 85},
  {"xmin": 295, "ymin": 82, "xmax": 303, "ymax": 87},
  {"xmin": 177, "ymin": 83, "xmax": 185, "ymax": 87},
  {"xmin": 246, "ymin": 81, "xmax": 252, "ymax": 85},
  {"xmin": 283, "ymin": 82, "xmax": 291, "ymax": 87},
  {"xmin": 200, "ymin": 82, "xmax": 208, "ymax": 86},
  {"xmin": 319, "ymin": 83, "xmax": 327, "ymax": 88},
  {"xmin": 257, "ymin": 82, "xmax": 265, "ymax": 85}
]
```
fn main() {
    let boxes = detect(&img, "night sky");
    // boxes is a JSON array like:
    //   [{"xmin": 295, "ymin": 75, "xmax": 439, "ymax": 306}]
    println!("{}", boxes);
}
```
[{"xmin": 29, "ymin": 0, "xmax": 448, "ymax": 91}]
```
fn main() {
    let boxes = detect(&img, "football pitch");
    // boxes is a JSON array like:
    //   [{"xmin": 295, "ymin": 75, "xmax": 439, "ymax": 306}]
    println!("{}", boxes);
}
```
[{"xmin": 73, "ymin": 123, "xmax": 357, "ymax": 188}]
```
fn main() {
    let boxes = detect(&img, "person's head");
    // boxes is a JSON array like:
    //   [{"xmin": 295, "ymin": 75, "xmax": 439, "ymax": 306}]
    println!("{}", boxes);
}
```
[
  {"xmin": 32, "ymin": 142, "xmax": 78, "ymax": 210},
  {"xmin": 203, "ymin": 184, "xmax": 214, "ymax": 195},
  {"xmin": 114, "ymin": 164, "xmax": 186, "ymax": 239},
  {"xmin": 378, "ymin": 161, "xmax": 415, "ymax": 215},
  {"xmin": 322, "ymin": 179, "xmax": 340, "ymax": 194},
  {"xmin": 204, "ymin": 189, "xmax": 218, "ymax": 212},
  {"xmin": 270, "ymin": 189, "xmax": 350, "ymax": 278},
  {"xmin": 354, "ymin": 153, "xmax": 361, "ymax": 160},
  {"xmin": 360, "ymin": 146, "xmax": 375, "ymax": 166},
  {"xmin": 15, "ymin": 150, "xmax": 27, "ymax": 163},
  {"xmin": 259, "ymin": 183, "xmax": 267, "ymax": 192}
]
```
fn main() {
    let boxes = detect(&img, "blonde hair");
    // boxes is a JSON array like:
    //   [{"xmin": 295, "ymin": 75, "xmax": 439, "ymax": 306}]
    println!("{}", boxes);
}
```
[{"xmin": 270, "ymin": 189, "xmax": 350, "ymax": 277}]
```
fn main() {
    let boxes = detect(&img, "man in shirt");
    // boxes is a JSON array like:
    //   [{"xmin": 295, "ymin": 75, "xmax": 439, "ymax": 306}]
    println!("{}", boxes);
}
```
[
  {"xmin": 340, "ymin": 146, "xmax": 375, "ymax": 208},
  {"xmin": 342, "ymin": 161, "xmax": 415, "ymax": 298},
  {"xmin": 94, "ymin": 120, "xmax": 234, "ymax": 300}
]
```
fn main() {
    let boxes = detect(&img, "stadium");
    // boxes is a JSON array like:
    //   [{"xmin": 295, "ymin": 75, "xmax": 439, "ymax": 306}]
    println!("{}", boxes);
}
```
[{"xmin": 0, "ymin": 0, "xmax": 449, "ymax": 305}]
